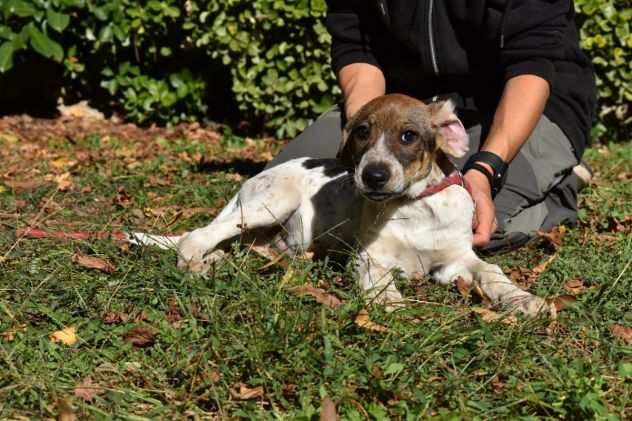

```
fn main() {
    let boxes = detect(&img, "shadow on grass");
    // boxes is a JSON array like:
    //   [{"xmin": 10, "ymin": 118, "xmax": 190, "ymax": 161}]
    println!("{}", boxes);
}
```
[{"xmin": 196, "ymin": 159, "xmax": 267, "ymax": 176}]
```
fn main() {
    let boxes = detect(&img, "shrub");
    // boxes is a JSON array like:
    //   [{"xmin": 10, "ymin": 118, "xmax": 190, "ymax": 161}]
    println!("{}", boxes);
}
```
[
  {"xmin": 0, "ymin": 0, "xmax": 629, "ymax": 141},
  {"xmin": 575, "ymin": 0, "xmax": 631, "ymax": 142}
]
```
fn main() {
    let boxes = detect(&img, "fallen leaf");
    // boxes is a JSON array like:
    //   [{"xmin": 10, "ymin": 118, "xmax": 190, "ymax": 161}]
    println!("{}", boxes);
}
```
[
  {"xmin": 288, "ymin": 284, "xmax": 344, "ymax": 309},
  {"xmin": 609, "ymin": 324, "xmax": 632, "ymax": 345},
  {"xmin": 471, "ymin": 307, "xmax": 517, "ymax": 325},
  {"xmin": 532, "ymin": 254, "xmax": 557, "ymax": 275},
  {"xmin": 490, "ymin": 376, "xmax": 505, "ymax": 394},
  {"xmin": 354, "ymin": 309, "xmax": 388, "ymax": 332},
  {"xmin": 563, "ymin": 279, "xmax": 585, "ymax": 295},
  {"xmin": 125, "ymin": 325, "xmax": 156, "ymax": 347},
  {"xmin": 48, "ymin": 172, "xmax": 73, "ymax": 191},
  {"xmin": 282, "ymin": 384, "xmax": 297, "ymax": 398},
  {"xmin": 0, "ymin": 324, "xmax": 27, "ymax": 342},
  {"xmin": 58, "ymin": 100, "xmax": 105, "ymax": 120},
  {"xmin": 50, "ymin": 326, "xmax": 77, "ymax": 346},
  {"xmin": 536, "ymin": 226, "xmax": 566, "ymax": 249},
  {"xmin": 103, "ymin": 311, "xmax": 128, "ymax": 324},
  {"xmin": 74, "ymin": 377, "xmax": 101, "ymax": 402},
  {"xmin": 547, "ymin": 295, "xmax": 576, "ymax": 312},
  {"xmin": 57, "ymin": 398, "xmax": 77, "ymax": 421},
  {"xmin": 229, "ymin": 383, "xmax": 264, "ymax": 400},
  {"xmin": 253, "ymin": 246, "xmax": 290, "ymax": 271},
  {"xmin": 455, "ymin": 276, "xmax": 472, "ymax": 298},
  {"xmin": 114, "ymin": 187, "xmax": 133, "ymax": 208},
  {"xmin": 320, "ymin": 396, "xmax": 337, "ymax": 421},
  {"xmin": 4, "ymin": 179, "xmax": 46, "ymax": 190},
  {"xmin": 72, "ymin": 253, "xmax": 115, "ymax": 273},
  {"xmin": 166, "ymin": 297, "xmax": 183, "ymax": 325}
]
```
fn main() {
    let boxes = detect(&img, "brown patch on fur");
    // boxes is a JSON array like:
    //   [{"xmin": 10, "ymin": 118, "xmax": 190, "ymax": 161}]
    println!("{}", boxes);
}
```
[{"xmin": 342, "ymin": 94, "xmax": 439, "ymax": 185}]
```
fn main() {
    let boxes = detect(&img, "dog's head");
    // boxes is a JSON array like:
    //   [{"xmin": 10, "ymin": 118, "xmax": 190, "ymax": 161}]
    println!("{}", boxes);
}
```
[{"xmin": 338, "ymin": 94, "xmax": 468, "ymax": 201}]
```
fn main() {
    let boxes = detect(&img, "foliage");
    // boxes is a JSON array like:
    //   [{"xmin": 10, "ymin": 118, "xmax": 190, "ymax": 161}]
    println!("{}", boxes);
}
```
[
  {"xmin": 0, "ymin": 0, "xmax": 630, "ymax": 140},
  {"xmin": 575, "ymin": 0, "xmax": 632, "ymax": 142},
  {"xmin": 101, "ymin": 64, "xmax": 207, "ymax": 125}
]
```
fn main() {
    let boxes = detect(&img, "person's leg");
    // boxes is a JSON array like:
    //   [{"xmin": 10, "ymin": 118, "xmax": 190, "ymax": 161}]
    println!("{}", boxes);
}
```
[
  {"xmin": 454, "ymin": 114, "xmax": 579, "ymax": 253},
  {"xmin": 265, "ymin": 106, "xmax": 344, "ymax": 169}
]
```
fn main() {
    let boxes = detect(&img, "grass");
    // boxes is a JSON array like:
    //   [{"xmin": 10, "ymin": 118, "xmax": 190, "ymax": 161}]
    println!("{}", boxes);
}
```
[{"xmin": 0, "ymin": 126, "xmax": 630, "ymax": 420}]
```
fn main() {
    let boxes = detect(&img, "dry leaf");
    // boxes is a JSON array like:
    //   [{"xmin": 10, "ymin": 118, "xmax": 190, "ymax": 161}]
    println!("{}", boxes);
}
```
[
  {"xmin": 57, "ymin": 398, "xmax": 77, "ymax": 421},
  {"xmin": 72, "ymin": 253, "xmax": 115, "ymax": 273},
  {"xmin": 536, "ymin": 226, "xmax": 565, "ymax": 249},
  {"xmin": 455, "ymin": 276, "xmax": 472, "ymax": 298},
  {"xmin": 490, "ymin": 376, "xmax": 505, "ymax": 394},
  {"xmin": 50, "ymin": 326, "xmax": 78, "ymax": 346},
  {"xmin": 532, "ymin": 254, "xmax": 557, "ymax": 275},
  {"xmin": 547, "ymin": 295, "xmax": 576, "ymax": 312},
  {"xmin": 229, "ymin": 383, "xmax": 264, "ymax": 400},
  {"xmin": 0, "ymin": 324, "xmax": 27, "ymax": 342},
  {"xmin": 563, "ymin": 279, "xmax": 585, "ymax": 295},
  {"xmin": 166, "ymin": 297, "xmax": 183, "ymax": 325},
  {"xmin": 471, "ymin": 308, "xmax": 517, "ymax": 325},
  {"xmin": 354, "ymin": 309, "xmax": 388, "ymax": 332},
  {"xmin": 4, "ymin": 179, "xmax": 46, "ymax": 190},
  {"xmin": 287, "ymin": 284, "xmax": 343, "ymax": 309},
  {"xmin": 609, "ymin": 324, "xmax": 632, "ymax": 344},
  {"xmin": 74, "ymin": 377, "xmax": 101, "ymax": 402},
  {"xmin": 125, "ymin": 325, "xmax": 156, "ymax": 347},
  {"xmin": 320, "ymin": 396, "xmax": 338, "ymax": 421}
]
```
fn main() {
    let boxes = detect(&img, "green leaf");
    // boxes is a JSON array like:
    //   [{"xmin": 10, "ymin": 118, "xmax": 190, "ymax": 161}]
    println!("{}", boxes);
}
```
[
  {"xmin": 26, "ymin": 24, "xmax": 64, "ymax": 62},
  {"xmin": 0, "ymin": 41, "xmax": 14, "ymax": 72},
  {"xmin": 5, "ymin": 0, "xmax": 38, "ymax": 18},
  {"xmin": 0, "ymin": 26, "xmax": 15, "ymax": 41},
  {"xmin": 46, "ymin": 10, "xmax": 70, "ymax": 32}
]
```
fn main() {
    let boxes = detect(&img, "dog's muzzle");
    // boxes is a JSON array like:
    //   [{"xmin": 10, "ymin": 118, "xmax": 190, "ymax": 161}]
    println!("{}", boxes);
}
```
[{"xmin": 360, "ymin": 163, "xmax": 397, "ymax": 201}]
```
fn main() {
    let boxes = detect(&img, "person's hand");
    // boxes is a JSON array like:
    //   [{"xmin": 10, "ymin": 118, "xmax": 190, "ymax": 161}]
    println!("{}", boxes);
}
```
[{"xmin": 464, "ymin": 167, "xmax": 497, "ymax": 247}]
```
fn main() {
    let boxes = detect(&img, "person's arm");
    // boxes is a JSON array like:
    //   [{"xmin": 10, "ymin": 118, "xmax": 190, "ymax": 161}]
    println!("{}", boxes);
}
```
[
  {"xmin": 325, "ymin": 1, "xmax": 384, "ymax": 118},
  {"xmin": 338, "ymin": 63, "xmax": 386, "ymax": 120},
  {"xmin": 465, "ymin": 74, "xmax": 550, "ymax": 246}
]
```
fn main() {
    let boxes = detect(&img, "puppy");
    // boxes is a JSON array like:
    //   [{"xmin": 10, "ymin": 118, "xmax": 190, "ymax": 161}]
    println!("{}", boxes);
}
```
[{"xmin": 158, "ymin": 94, "xmax": 549, "ymax": 316}]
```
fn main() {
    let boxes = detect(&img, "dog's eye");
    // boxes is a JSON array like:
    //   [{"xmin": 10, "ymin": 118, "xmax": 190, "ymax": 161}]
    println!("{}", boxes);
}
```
[
  {"xmin": 400, "ymin": 130, "xmax": 418, "ymax": 145},
  {"xmin": 353, "ymin": 124, "xmax": 370, "ymax": 141}
]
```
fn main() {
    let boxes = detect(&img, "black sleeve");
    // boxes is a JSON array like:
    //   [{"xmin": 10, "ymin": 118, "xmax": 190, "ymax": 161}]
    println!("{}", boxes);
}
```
[
  {"xmin": 325, "ymin": 0, "xmax": 381, "ymax": 74},
  {"xmin": 499, "ymin": 0, "xmax": 573, "ymax": 88}
]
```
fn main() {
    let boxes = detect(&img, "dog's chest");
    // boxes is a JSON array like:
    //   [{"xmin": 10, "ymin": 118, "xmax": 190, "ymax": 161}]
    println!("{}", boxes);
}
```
[{"xmin": 360, "ymin": 186, "xmax": 474, "ymax": 272}]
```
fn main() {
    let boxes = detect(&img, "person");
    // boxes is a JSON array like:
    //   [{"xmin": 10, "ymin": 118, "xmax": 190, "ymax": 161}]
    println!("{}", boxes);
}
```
[{"xmin": 266, "ymin": 0, "xmax": 596, "ymax": 253}]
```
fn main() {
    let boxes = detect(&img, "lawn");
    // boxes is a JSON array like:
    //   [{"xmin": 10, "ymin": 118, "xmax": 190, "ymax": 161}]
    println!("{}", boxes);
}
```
[{"xmin": 0, "ymin": 115, "xmax": 630, "ymax": 420}]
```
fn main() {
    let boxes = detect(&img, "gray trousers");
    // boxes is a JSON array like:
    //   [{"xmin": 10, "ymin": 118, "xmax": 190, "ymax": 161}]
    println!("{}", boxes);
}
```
[{"xmin": 266, "ymin": 106, "xmax": 581, "ymax": 252}]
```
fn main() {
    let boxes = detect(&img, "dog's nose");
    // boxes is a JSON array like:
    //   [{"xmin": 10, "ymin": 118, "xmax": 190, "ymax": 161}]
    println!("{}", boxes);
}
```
[{"xmin": 362, "ymin": 164, "xmax": 391, "ymax": 189}]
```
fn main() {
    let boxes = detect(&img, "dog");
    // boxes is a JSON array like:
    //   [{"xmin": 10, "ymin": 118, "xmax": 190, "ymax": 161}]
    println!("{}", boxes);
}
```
[{"xmin": 136, "ymin": 94, "xmax": 550, "ymax": 317}]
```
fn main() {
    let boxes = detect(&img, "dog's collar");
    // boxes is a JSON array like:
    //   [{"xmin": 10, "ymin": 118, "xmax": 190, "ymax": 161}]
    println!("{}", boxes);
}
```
[{"xmin": 415, "ymin": 159, "xmax": 472, "ymax": 200}]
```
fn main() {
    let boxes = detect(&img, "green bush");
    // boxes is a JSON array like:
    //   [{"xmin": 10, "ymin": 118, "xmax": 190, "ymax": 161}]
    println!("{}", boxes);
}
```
[
  {"xmin": 0, "ymin": 0, "xmax": 629, "ymax": 141},
  {"xmin": 575, "ymin": 0, "xmax": 631, "ymax": 142}
]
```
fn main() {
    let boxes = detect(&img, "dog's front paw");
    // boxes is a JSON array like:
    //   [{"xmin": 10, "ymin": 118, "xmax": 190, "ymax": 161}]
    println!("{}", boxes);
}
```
[
  {"xmin": 177, "ymin": 232, "xmax": 223, "ymax": 273},
  {"xmin": 508, "ymin": 294, "xmax": 553, "ymax": 318}
]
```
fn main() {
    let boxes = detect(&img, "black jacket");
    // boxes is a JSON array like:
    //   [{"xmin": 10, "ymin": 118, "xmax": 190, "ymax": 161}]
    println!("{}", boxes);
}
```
[{"xmin": 325, "ymin": 0, "xmax": 597, "ymax": 157}]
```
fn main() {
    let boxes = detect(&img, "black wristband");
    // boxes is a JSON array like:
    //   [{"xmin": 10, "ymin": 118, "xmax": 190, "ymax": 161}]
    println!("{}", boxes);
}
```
[{"xmin": 463, "ymin": 151, "xmax": 508, "ymax": 198}]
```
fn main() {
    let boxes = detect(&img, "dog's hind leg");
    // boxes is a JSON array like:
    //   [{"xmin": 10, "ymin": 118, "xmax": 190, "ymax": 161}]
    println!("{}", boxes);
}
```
[{"xmin": 177, "ymin": 188, "xmax": 302, "ymax": 273}]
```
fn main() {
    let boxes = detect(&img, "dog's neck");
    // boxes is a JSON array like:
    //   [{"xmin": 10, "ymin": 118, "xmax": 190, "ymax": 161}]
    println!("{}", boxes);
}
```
[{"xmin": 405, "ymin": 155, "xmax": 468, "ymax": 200}]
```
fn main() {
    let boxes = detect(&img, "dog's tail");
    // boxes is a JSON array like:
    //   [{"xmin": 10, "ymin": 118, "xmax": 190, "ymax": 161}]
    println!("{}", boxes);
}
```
[{"xmin": 125, "ymin": 232, "xmax": 186, "ymax": 250}]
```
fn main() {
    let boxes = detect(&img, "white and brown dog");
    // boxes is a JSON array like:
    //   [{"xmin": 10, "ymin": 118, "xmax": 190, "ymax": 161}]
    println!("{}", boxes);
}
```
[{"xmin": 135, "ymin": 94, "xmax": 549, "ymax": 316}]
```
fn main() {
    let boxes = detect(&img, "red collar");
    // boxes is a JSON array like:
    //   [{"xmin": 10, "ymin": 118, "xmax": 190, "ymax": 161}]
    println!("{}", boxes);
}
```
[{"xmin": 415, "ymin": 169, "xmax": 472, "ymax": 199}]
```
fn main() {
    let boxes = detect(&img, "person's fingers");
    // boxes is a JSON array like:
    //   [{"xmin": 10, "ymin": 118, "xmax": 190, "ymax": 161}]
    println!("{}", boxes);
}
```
[{"xmin": 471, "ymin": 196, "xmax": 495, "ymax": 247}]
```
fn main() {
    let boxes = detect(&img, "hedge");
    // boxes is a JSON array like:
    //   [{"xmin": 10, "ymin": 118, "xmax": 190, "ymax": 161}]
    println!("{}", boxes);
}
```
[{"xmin": 0, "ymin": 0, "xmax": 629, "ymax": 141}]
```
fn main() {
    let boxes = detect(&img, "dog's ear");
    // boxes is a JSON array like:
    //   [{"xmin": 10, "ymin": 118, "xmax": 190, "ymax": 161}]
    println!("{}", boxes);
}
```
[
  {"xmin": 430, "ymin": 100, "xmax": 469, "ymax": 158},
  {"xmin": 336, "ymin": 117, "xmax": 355, "ymax": 167}
]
